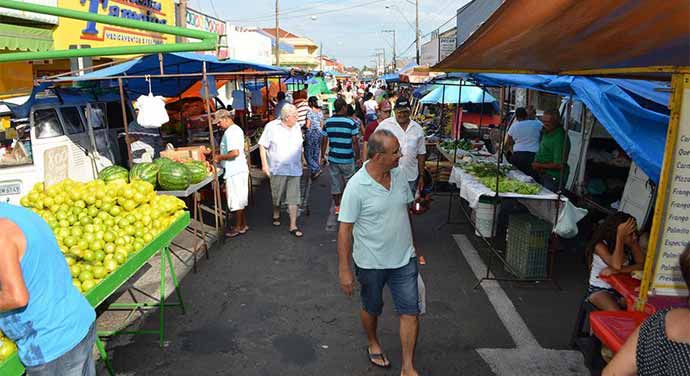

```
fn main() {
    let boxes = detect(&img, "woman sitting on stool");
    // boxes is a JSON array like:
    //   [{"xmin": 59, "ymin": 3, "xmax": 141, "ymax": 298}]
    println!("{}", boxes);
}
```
[{"xmin": 586, "ymin": 212, "xmax": 645, "ymax": 310}]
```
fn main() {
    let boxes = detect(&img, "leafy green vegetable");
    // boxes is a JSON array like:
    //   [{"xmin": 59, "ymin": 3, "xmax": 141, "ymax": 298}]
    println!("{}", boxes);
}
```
[{"xmin": 478, "ymin": 176, "xmax": 541, "ymax": 195}]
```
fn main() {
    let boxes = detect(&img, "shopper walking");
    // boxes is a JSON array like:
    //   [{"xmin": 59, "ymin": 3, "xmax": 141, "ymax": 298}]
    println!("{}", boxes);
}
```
[
  {"xmin": 274, "ymin": 91, "xmax": 288, "ymax": 119},
  {"xmin": 214, "ymin": 109, "xmax": 249, "ymax": 237},
  {"xmin": 0, "ymin": 203, "xmax": 97, "ymax": 376},
  {"xmin": 377, "ymin": 97, "xmax": 426, "ymax": 195},
  {"xmin": 259, "ymin": 104, "xmax": 304, "ymax": 238},
  {"xmin": 305, "ymin": 96, "xmax": 325, "ymax": 179},
  {"xmin": 363, "ymin": 92, "xmax": 378, "ymax": 124},
  {"xmin": 362, "ymin": 100, "xmax": 392, "ymax": 159},
  {"xmin": 322, "ymin": 98, "xmax": 361, "ymax": 215},
  {"xmin": 337, "ymin": 129, "xmax": 420, "ymax": 376}
]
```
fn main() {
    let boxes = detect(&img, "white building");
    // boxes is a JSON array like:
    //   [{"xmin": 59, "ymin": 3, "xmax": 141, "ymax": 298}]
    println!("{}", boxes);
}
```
[{"xmin": 225, "ymin": 24, "xmax": 273, "ymax": 65}]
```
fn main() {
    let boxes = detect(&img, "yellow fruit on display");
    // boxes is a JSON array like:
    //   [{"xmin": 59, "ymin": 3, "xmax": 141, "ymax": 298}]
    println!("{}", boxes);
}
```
[{"xmin": 20, "ymin": 179, "xmax": 186, "ymax": 294}]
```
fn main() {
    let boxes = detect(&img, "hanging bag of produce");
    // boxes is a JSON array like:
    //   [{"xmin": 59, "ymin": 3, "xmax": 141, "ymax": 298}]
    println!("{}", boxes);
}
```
[
  {"xmin": 553, "ymin": 200, "xmax": 588, "ymax": 239},
  {"xmin": 136, "ymin": 75, "xmax": 169, "ymax": 128}
]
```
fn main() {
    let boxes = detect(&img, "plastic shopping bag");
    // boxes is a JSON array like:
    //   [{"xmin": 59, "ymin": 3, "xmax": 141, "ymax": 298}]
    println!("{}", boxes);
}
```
[
  {"xmin": 553, "ymin": 200, "xmax": 588, "ymax": 239},
  {"xmin": 136, "ymin": 93, "xmax": 169, "ymax": 128},
  {"xmin": 417, "ymin": 273, "xmax": 427, "ymax": 315}
]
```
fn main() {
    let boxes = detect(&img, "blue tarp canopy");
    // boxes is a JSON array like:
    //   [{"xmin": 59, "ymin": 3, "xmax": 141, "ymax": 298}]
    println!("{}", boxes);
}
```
[
  {"xmin": 56, "ymin": 52, "xmax": 289, "ymax": 98},
  {"xmin": 465, "ymin": 73, "xmax": 670, "ymax": 183},
  {"xmin": 379, "ymin": 73, "xmax": 400, "ymax": 83},
  {"xmin": 420, "ymin": 83, "xmax": 497, "ymax": 105}
]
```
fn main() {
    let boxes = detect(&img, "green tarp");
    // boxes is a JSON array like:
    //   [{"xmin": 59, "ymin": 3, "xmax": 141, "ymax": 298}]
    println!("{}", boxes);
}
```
[{"xmin": 0, "ymin": 23, "xmax": 53, "ymax": 52}]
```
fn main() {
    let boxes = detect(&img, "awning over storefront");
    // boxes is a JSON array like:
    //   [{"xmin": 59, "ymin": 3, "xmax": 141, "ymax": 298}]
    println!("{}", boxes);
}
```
[
  {"xmin": 465, "ymin": 73, "xmax": 670, "ymax": 183},
  {"xmin": 0, "ymin": 23, "xmax": 52, "ymax": 52},
  {"xmin": 434, "ymin": 0, "xmax": 690, "ymax": 77}
]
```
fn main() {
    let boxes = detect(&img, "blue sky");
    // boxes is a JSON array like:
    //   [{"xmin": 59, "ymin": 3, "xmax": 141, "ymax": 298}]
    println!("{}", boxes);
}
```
[{"xmin": 187, "ymin": 0, "xmax": 469, "ymax": 68}]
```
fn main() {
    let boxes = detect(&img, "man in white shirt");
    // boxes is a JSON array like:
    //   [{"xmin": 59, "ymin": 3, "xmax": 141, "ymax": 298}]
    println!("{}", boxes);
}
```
[
  {"xmin": 376, "ymin": 98, "xmax": 426, "ymax": 195},
  {"xmin": 259, "ymin": 104, "xmax": 305, "ymax": 238},
  {"xmin": 214, "ymin": 109, "xmax": 249, "ymax": 238},
  {"xmin": 506, "ymin": 107, "xmax": 543, "ymax": 177}
]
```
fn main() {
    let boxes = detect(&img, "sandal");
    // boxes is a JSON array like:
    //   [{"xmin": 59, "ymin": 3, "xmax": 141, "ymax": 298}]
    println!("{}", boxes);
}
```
[
  {"xmin": 238, "ymin": 226, "xmax": 249, "ymax": 234},
  {"xmin": 225, "ymin": 229, "xmax": 240, "ymax": 238},
  {"xmin": 272, "ymin": 217, "xmax": 281, "ymax": 226},
  {"xmin": 289, "ymin": 228, "xmax": 304, "ymax": 238},
  {"xmin": 366, "ymin": 348, "xmax": 391, "ymax": 368}
]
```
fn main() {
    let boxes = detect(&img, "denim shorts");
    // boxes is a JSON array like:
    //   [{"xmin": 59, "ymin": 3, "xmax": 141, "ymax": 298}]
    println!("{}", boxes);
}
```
[
  {"xmin": 329, "ymin": 163, "xmax": 355, "ymax": 195},
  {"xmin": 25, "ymin": 321, "xmax": 96, "ymax": 376},
  {"xmin": 355, "ymin": 258, "xmax": 419, "ymax": 316}
]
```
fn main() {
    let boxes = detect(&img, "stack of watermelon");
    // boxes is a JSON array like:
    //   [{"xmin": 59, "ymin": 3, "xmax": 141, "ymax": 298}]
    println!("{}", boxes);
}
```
[{"xmin": 99, "ymin": 158, "xmax": 211, "ymax": 192}]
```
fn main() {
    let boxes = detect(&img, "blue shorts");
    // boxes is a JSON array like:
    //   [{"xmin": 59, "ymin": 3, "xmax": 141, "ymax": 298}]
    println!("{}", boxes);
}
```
[{"xmin": 355, "ymin": 258, "xmax": 419, "ymax": 316}]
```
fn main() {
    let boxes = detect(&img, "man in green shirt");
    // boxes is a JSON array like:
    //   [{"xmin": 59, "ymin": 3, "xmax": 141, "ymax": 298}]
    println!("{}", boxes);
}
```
[{"xmin": 532, "ymin": 109, "xmax": 570, "ymax": 192}]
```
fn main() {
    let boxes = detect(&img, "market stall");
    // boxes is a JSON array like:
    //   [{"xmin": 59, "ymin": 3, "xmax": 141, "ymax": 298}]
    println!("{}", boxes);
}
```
[
  {"xmin": 431, "ymin": 0, "xmax": 690, "ymax": 368},
  {"xmin": 34, "ymin": 52, "xmax": 290, "ymax": 260}
]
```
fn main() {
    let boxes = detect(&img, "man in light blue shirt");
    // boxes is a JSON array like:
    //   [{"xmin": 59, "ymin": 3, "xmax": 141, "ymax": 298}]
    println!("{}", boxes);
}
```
[
  {"xmin": 337, "ymin": 129, "xmax": 420, "ymax": 376},
  {"xmin": 507, "ymin": 107, "xmax": 543, "ymax": 177}
]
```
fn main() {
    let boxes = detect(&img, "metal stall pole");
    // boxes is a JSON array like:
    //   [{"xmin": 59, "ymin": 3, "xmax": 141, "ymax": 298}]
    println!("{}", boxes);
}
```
[
  {"xmin": 202, "ymin": 61, "xmax": 224, "ymax": 253},
  {"xmin": 242, "ymin": 75, "xmax": 248, "ymax": 129},
  {"xmin": 118, "ymin": 78, "xmax": 133, "ymax": 167}
]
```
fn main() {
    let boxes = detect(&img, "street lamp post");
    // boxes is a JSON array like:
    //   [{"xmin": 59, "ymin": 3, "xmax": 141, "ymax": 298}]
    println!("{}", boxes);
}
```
[
  {"xmin": 382, "ymin": 29, "xmax": 396, "ymax": 71},
  {"xmin": 275, "ymin": 0, "xmax": 280, "ymax": 66}
]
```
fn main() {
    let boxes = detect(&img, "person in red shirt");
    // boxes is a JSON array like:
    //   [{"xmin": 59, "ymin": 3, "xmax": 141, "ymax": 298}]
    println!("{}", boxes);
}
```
[{"xmin": 362, "ymin": 100, "xmax": 392, "ymax": 159}]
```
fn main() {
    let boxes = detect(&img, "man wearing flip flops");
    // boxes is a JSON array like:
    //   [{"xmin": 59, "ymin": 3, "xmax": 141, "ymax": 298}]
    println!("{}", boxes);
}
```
[{"xmin": 337, "ymin": 129, "xmax": 420, "ymax": 376}]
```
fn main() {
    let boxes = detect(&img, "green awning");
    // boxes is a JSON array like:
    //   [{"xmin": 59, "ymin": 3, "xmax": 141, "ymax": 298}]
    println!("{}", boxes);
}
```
[{"xmin": 0, "ymin": 23, "xmax": 53, "ymax": 52}]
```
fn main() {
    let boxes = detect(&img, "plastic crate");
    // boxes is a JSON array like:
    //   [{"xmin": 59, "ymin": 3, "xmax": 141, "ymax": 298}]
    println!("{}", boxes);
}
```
[{"xmin": 505, "ymin": 214, "xmax": 551, "ymax": 279}]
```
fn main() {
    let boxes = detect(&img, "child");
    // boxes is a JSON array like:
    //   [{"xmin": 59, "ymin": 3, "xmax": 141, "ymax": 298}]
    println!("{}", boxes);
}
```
[
  {"xmin": 586, "ymin": 212, "xmax": 645, "ymax": 310},
  {"xmin": 213, "ymin": 108, "xmax": 249, "ymax": 238}
]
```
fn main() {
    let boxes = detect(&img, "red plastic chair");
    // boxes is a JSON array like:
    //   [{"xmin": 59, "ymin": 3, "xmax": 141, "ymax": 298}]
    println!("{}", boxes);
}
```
[{"xmin": 589, "ymin": 310, "xmax": 648, "ymax": 353}]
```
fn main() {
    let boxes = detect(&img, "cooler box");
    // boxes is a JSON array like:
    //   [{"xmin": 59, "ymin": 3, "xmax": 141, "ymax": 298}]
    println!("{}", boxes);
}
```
[{"xmin": 505, "ymin": 214, "xmax": 551, "ymax": 279}]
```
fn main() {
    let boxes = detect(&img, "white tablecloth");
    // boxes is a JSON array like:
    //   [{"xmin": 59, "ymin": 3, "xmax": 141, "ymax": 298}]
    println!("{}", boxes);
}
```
[{"xmin": 449, "ymin": 166, "xmax": 567, "ymax": 225}]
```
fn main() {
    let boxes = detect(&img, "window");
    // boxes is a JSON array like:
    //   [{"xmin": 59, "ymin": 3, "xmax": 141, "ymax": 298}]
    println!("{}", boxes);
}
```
[
  {"xmin": 34, "ymin": 109, "xmax": 64, "ymax": 139},
  {"xmin": 105, "ymin": 101, "xmax": 132, "ymax": 130},
  {"xmin": 83, "ymin": 103, "xmax": 107, "ymax": 129},
  {"xmin": 60, "ymin": 107, "xmax": 85, "ymax": 134},
  {"xmin": 567, "ymin": 101, "xmax": 584, "ymax": 133}
]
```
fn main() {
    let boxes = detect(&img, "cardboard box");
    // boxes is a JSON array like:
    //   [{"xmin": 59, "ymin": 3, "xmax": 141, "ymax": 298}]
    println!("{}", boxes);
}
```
[{"xmin": 160, "ymin": 146, "xmax": 208, "ymax": 162}]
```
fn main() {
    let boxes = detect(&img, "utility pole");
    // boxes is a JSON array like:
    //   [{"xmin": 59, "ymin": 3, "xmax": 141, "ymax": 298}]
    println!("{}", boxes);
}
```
[
  {"xmin": 415, "ymin": 0, "xmax": 420, "ymax": 64},
  {"xmin": 376, "ymin": 48, "xmax": 386, "ymax": 73},
  {"xmin": 176, "ymin": 0, "xmax": 187, "ymax": 43},
  {"xmin": 275, "ymin": 0, "xmax": 280, "ymax": 66},
  {"xmin": 382, "ymin": 29, "xmax": 396, "ymax": 71}
]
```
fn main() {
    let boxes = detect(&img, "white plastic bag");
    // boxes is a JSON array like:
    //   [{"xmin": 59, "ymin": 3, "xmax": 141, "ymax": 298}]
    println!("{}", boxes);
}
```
[
  {"xmin": 136, "ymin": 93, "xmax": 168, "ymax": 128},
  {"xmin": 417, "ymin": 273, "xmax": 427, "ymax": 315},
  {"xmin": 553, "ymin": 200, "xmax": 588, "ymax": 239}
]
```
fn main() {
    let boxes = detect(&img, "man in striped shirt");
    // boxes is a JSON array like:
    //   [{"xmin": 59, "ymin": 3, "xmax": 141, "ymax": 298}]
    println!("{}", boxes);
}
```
[{"xmin": 323, "ymin": 98, "xmax": 361, "ymax": 214}]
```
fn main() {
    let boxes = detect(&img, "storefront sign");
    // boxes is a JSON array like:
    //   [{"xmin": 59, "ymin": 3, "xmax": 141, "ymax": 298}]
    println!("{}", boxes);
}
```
[
  {"xmin": 44, "ymin": 146, "xmax": 68, "ymax": 188},
  {"xmin": 53, "ymin": 0, "xmax": 175, "ymax": 51},
  {"xmin": 185, "ymin": 7, "xmax": 227, "ymax": 58},
  {"xmin": 439, "ymin": 36, "xmax": 456, "ymax": 61},
  {"xmin": 652, "ymin": 82, "xmax": 690, "ymax": 295}
]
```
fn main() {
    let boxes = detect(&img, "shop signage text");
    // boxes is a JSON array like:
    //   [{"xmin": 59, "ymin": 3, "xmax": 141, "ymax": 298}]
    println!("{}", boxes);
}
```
[{"xmin": 80, "ymin": 0, "xmax": 168, "ymax": 36}]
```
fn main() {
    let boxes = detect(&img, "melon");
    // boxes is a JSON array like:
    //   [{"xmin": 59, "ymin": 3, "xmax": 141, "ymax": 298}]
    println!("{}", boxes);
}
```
[
  {"xmin": 98, "ymin": 165, "xmax": 129, "ymax": 184},
  {"xmin": 184, "ymin": 161, "xmax": 208, "ymax": 184},
  {"xmin": 158, "ymin": 162, "xmax": 191, "ymax": 191}
]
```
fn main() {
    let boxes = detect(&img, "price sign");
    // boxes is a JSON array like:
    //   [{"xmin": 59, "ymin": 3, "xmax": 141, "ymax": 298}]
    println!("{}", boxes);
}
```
[
  {"xmin": 44, "ymin": 146, "xmax": 69, "ymax": 189},
  {"xmin": 652, "ymin": 83, "xmax": 690, "ymax": 296}
]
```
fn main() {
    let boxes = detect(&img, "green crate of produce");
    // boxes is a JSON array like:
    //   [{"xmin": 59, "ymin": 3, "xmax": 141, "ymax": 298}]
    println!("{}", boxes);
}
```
[{"xmin": 505, "ymin": 214, "xmax": 551, "ymax": 279}]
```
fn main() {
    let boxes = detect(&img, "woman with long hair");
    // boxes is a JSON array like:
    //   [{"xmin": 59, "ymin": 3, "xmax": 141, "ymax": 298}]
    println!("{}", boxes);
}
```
[
  {"xmin": 304, "ymin": 96, "xmax": 325, "ymax": 179},
  {"xmin": 586, "ymin": 212, "xmax": 645, "ymax": 310}
]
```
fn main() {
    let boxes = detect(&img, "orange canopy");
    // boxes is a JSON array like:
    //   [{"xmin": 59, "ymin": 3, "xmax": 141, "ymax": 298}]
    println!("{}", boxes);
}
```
[{"xmin": 434, "ymin": 0, "xmax": 690, "ymax": 77}]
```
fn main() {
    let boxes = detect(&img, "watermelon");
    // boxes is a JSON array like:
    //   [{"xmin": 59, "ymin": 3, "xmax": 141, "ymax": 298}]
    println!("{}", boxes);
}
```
[
  {"xmin": 158, "ymin": 162, "xmax": 191, "ymax": 191},
  {"xmin": 130, "ymin": 162, "xmax": 160, "ymax": 187},
  {"xmin": 184, "ymin": 161, "xmax": 208, "ymax": 184},
  {"xmin": 98, "ymin": 165, "xmax": 129, "ymax": 184},
  {"xmin": 153, "ymin": 157, "xmax": 174, "ymax": 168}
]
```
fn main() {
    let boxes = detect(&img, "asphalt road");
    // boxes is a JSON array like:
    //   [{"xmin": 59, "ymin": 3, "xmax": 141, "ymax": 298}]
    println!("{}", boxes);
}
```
[{"xmin": 102, "ymin": 173, "xmax": 589, "ymax": 376}]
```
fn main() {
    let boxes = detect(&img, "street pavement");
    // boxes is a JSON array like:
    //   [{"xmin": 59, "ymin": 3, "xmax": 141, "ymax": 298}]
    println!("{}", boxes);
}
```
[{"xmin": 100, "ymin": 172, "xmax": 592, "ymax": 375}]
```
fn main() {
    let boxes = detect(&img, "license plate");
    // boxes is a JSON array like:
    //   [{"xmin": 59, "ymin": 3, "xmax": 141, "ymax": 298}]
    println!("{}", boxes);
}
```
[{"xmin": 0, "ymin": 182, "xmax": 21, "ymax": 196}]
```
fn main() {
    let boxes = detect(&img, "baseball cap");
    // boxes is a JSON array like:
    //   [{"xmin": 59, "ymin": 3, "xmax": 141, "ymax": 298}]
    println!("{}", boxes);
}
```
[
  {"xmin": 212, "ymin": 108, "xmax": 234, "ymax": 123},
  {"xmin": 394, "ymin": 97, "xmax": 411, "ymax": 111}
]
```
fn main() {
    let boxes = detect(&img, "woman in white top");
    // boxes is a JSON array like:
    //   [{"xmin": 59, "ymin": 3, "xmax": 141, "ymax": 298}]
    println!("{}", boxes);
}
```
[
  {"xmin": 586, "ymin": 212, "xmax": 645, "ymax": 310},
  {"xmin": 363, "ymin": 92, "xmax": 378, "ymax": 124}
]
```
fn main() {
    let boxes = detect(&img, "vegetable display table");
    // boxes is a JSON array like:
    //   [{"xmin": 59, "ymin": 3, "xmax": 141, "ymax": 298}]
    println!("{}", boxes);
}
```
[
  {"xmin": 158, "ymin": 176, "xmax": 216, "ymax": 272},
  {"xmin": 0, "ymin": 212, "xmax": 190, "ymax": 376},
  {"xmin": 589, "ymin": 310, "xmax": 647, "ymax": 353}
]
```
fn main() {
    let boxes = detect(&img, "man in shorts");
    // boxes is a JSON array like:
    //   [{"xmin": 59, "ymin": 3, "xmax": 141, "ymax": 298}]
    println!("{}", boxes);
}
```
[
  {"xmin": 337, "ymin": 129, "xmax": 420, "ymax": 376},
  {"xmin": 214, "ymin": 108, "xmax": 249, "ymax": 237},
  {"xmin": 259, "ymin": 104, "xmax": 304, "ymax": 237},
  {"xmin": 323, "ymin": 98, "xmax": 360, "ymax": 214}
]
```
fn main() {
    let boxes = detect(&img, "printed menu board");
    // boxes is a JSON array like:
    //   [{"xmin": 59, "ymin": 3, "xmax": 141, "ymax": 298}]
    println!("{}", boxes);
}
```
[{"xmin": 652, "ymin": 85, "xmax": 690, "ymax": 296}]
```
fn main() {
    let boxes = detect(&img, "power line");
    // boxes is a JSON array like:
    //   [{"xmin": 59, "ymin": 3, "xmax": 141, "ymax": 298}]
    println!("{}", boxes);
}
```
[{"xmin": 227, "ymin": 0, "xmax": 358, "ymax": 22}]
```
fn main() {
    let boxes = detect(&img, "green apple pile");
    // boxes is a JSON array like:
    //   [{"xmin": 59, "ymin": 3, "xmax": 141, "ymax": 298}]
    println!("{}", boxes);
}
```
[
  {"xmin": 20, "ymin": 178, "xmax": 186, "ymax": 293},
  {"xmin": 0, "ymin": 330, "xmax": 16, "ymax": 362}
]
